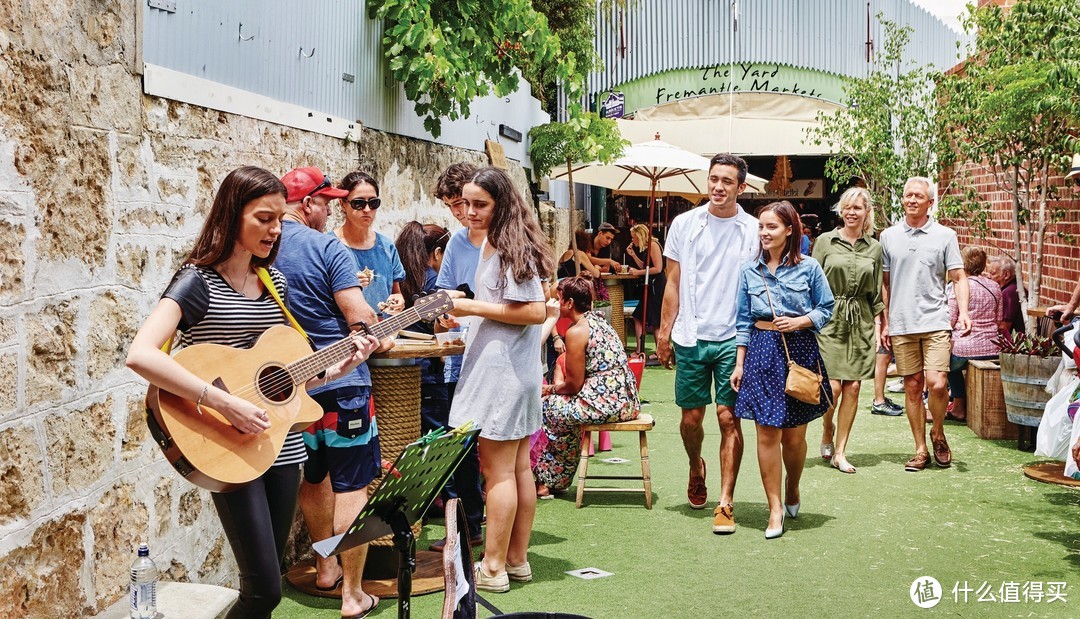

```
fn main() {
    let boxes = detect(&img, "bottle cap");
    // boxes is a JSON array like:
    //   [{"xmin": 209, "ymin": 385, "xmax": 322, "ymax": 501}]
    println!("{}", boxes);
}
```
[{"xmin": 138, "ymin": 543, "xmax": 149, "ymax": 556}]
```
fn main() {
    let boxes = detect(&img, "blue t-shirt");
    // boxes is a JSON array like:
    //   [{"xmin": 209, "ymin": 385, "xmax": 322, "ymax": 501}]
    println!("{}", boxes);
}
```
[
  {"xmin": 275, "ymin": 221, "xmax": 371, "ymax": 390},
  {"xmin": 800, "ymin": 234, "xmax": 811, "ymax": 255},
  {"xmin": 414, "ymin": 267, "xmax": 444, "ymax": 386},
  {"xmin": 337, "ymin": 231, "xmax": 406, "ymax": 314},
  {"xmin": 435, "ymin": 228, "xmax": 483, "ymax": 384}
]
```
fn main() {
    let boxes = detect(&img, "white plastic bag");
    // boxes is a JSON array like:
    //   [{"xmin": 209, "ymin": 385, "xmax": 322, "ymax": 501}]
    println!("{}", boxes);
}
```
[{"xmin": 1036, "ymin": 376, "xmax": 1080, "ymax": 460}]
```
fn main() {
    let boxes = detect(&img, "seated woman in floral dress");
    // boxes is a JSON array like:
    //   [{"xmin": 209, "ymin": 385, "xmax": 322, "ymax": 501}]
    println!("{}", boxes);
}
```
[{"xmin": 534, "ymin": 277, "xmax": 640, "ymax": 497}]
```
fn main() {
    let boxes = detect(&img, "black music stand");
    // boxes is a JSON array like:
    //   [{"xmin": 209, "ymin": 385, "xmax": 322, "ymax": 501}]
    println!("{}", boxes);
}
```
[{"xmin": 313, "ymin": 427, "xmax": 480, "ymax": 619}]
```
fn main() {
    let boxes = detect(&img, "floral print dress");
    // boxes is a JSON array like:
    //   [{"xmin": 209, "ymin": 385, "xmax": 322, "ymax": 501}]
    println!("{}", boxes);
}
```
[{"xmin": 533, "ymin": 311, "xmax": 640, "ymax": 491}]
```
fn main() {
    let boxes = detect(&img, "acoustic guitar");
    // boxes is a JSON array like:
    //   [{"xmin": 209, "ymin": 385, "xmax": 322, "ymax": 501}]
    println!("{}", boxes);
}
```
[{"xmin": 145, "ymin": 291, "xmax": 454, "ymax": 492}]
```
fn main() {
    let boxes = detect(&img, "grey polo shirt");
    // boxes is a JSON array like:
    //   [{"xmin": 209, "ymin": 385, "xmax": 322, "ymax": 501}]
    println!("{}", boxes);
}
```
[{"xmin": 880, "ymin": 217, "xmax": 962, "ymax": 336}]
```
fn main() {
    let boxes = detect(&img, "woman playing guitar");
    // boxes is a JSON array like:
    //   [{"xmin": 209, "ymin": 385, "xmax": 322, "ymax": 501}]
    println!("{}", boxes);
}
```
[{"xmin": 126, "ymin": 166, "xmax": 379, "ymax": 618}]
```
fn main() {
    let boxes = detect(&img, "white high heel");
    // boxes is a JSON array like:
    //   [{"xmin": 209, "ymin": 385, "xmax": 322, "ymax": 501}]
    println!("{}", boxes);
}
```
[
  {"xmin": 784, "ymin": 502, "xmax": 800, "ymax": 519},
  {"xmin": 765, "ymin": 513, "xmax": 785, "ymax": 540}
]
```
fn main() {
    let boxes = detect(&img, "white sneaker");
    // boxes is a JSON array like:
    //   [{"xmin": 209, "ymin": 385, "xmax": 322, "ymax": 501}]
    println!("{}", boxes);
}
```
[
  {"xmin": 886, "ymin": 378, "xmax": 904, "ymax": 393},
  {"xmin": 505, "ymin": 561, "xmax": 532, "ymax": 582}
]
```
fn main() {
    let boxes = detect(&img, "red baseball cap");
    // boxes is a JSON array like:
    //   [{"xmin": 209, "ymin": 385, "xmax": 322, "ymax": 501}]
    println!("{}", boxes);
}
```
[{"xmin": 281, "ymin": 167, "xmax": 350, "ymax": 203}]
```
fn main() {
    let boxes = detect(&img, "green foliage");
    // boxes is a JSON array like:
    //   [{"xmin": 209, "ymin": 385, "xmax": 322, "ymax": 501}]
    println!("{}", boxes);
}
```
[
  {"xmin": 804, "ymin": 16, "xmax": 941, "ymax": 224},
  {"xmin": 936, "ymin": 0, "xmax": 1080, "ymax": 323},
  {"xmin": 996, "ymin": 330, "xmax": 1060, "ymax": 359},
  {"xmin": 368, "ymin": 0, "xmax": 588, "ymax": 138},
  {"xmin": 528, "ymin": 112, "xmax": 628, "ymax": 179},
  {"xmin": 526, "ymin": 0, "xmax": 599, "ymax": 110}
]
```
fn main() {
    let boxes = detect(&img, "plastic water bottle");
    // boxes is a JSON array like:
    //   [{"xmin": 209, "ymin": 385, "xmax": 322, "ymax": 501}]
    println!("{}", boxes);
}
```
[{"xmin": 129, "ymin": 543, "xmax": 158, "ymax": 619}]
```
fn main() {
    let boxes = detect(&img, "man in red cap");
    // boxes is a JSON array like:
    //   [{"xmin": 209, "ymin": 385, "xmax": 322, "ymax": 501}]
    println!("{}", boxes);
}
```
[{"xmin": 276, "ymin": 166, "xmax": 383, "ymax": 617}]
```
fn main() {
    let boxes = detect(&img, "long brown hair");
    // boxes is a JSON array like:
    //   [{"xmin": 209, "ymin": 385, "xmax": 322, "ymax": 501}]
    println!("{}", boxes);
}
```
[
  {"xmin": 469, "ymin": 167, "xmax": 555, "ymax": 283},
  {"xmin": 395, "ymin": 221, "xmax": 449, "ymax": 307},
  {"xmin": 186, "ymin": 166, "xmax": 286, "ymax": 268},
  {"xmin": 757, "ymin": 200, "xmax": 803, "ymax": 266}
]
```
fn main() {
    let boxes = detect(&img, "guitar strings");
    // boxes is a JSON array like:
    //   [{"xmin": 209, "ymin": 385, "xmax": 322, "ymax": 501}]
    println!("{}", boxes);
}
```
[{"xmin": 190, "ymin": 301, "xmax": 446, "ymax": 412}]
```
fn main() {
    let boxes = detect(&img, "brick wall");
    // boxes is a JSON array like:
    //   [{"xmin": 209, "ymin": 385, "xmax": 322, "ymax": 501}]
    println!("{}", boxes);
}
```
[{"xmin": 939, "ymin": 161, "xmax": 1080, "ymax": 308}]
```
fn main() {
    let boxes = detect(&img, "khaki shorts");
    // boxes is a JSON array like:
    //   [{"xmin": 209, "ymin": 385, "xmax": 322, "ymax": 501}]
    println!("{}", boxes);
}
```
[{"xmin": 891, "ymin": 330, "xmax": 951, "ymax": 375}]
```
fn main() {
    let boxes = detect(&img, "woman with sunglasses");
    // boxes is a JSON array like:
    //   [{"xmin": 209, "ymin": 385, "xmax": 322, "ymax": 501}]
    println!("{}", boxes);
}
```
[
  {"xmin": 125, "ymin": 166, "xmax": 379, "ymax": 618},
  {"xmin": 446, "ymin": 167, "xmax": 555, "ymax": 592},
  {"xmin": 334, "ymin": 171, "xmax": 406, "ymax": 316}
]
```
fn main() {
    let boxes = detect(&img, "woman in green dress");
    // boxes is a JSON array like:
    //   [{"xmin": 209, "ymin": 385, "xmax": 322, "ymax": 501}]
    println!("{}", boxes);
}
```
[{"xmin": 812, "ymin": 187, "xmax": 884, "ymax": 474}]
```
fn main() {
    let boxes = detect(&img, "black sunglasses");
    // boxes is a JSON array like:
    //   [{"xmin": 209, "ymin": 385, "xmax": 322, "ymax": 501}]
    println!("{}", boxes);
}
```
[
  {"xmin": 306, "ymin": 175, "xmax": 332, "ymax": 198},
  {"xmin": 349, "ymin": 197, "xmax": 382, "ymax": 210}
]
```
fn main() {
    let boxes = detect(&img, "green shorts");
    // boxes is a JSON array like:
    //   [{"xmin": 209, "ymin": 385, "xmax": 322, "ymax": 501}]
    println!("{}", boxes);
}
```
[{"xmin": 673, "ymin": 337, "xmax": 738, "ymax": 409}]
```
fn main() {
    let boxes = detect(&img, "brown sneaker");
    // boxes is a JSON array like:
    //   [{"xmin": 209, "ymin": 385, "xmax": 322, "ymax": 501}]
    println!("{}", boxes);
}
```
[
  {"xmin": 687, "ymin": 458, "xmax": 707, "ymax": 509},
  {"xmin": 712, "ymin": 503, "xmax": 736, "ymax": 534},
  {"xmin": 932, "ymin": 437, "xmax": 952, "ymax": 468},
  {"xmin": 904, "ymin": 451, "xmax": 931, "ymax": 472}
]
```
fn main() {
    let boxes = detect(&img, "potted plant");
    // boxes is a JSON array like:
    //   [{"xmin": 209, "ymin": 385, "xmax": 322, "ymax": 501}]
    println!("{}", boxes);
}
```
[{"xmin": 996, "ymin": 331, "xmax": 1061, "ymax": 428}]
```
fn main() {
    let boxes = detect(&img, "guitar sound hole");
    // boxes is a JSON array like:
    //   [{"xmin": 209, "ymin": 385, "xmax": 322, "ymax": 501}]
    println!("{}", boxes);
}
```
[{"xmin": 257, "ymin": 365, "xmax": 293, "ymax": 403}]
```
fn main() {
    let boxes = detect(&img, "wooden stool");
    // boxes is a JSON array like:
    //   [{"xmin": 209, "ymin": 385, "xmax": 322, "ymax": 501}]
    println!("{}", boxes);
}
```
[{"xmin": 576, "ymin": 414, "xmax": 655, "ymax": 509}]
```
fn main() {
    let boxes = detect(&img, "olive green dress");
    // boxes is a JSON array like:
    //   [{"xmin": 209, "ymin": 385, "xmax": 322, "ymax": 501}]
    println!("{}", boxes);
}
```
[{"xmin": 812, "ymin": 231, "xmax": 885, "ymax": 381}]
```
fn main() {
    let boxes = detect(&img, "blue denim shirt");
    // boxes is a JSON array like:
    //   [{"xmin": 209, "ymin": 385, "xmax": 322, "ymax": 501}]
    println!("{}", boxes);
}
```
[{"xmin": 735, "ymin": 255, "xmax": 835, "ymax": 347}]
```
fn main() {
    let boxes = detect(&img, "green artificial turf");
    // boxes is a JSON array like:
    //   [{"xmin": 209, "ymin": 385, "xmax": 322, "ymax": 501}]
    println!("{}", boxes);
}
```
[{"xmin": 279, "ymin": 366, "xmax": 1079, "ymax": 618}]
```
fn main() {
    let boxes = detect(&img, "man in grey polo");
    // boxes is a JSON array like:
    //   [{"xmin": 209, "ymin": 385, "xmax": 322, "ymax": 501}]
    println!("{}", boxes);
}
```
[{"xmin": 881, "ymin": 176, "xmax": 970, "ymax": 472}]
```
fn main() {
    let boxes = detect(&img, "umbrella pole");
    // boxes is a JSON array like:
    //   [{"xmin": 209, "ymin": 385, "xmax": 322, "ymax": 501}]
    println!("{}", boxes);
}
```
[
  {"xmin": 641, "ymin": 177, "xmax": 657, "ymax": 345},
  {"xmin": 566, "ymin": 156, "xmax": 580, "ymax": 277}
]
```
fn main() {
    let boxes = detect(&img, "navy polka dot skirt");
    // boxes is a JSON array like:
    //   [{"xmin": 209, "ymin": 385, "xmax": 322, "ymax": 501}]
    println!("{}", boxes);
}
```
[{"xmin": 735, "ymin": 328, "xmax": 833, "ymax": 428}]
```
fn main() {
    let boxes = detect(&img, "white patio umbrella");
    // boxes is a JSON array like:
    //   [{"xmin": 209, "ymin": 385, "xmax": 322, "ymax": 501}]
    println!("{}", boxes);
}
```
[{"xmin": 550, "ymin": 134, "xmax": 758, "ymax": 332}]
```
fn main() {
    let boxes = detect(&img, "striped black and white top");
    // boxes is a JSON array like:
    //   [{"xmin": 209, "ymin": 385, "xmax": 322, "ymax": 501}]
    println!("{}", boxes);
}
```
[{"xmin": 164, "ymin": 264, "xmax": 307, "ymax": 467}]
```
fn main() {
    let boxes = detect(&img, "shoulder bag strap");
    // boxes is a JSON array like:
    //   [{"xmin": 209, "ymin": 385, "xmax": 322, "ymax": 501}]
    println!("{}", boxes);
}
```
[
  {"xmin": 758, "ymin": 265, "xmax": 794, "ymax": 366},
  {"xmin": 256, "ymin": 267, "xmax": 309, "ymax": 340}
]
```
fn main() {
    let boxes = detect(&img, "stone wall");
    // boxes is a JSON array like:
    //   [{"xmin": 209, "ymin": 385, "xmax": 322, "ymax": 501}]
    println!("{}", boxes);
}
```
[{"xmin": 0, "ymin": 2, "xmax": 542, "ymax": 616}]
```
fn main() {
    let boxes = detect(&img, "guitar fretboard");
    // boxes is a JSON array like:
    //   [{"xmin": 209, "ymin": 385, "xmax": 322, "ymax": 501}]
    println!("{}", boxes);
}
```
[{"xmin": 284, "ymin": 305, "xmax": 427, "ymax": 383}]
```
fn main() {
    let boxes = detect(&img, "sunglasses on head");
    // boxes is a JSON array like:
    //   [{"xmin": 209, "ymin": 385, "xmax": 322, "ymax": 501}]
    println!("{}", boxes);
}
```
[
  {"xmin": 306, "ymin": 175, "xmax": 332, "ymax": 198},
  {"xmin": 349, "ymin": 197, "xmax": 382, "ymax": 210}
]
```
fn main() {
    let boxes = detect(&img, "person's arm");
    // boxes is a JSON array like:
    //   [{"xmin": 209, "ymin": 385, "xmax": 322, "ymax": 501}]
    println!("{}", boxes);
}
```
[
  {"xmin": 774, "ymin": 261, "xmax": 833, "ymax": 333},
  {"xmin": 950, "ymin": 268, "xmax": 971, "ymax": 335},
  {"xmin": 1048, "ymin": 279, "xmax": 1080, "ymax": 321},
  {"xmin": 577, "ymin": 251, "xmax": 602, "ymax": 277},
  {"xmin": 540, "ymin": 297, "xmax": 560, "ymax": 342},
  {"xmin": 632, "ymin": 242, "xmax": 664, "ymax": 277},
  {"xmin": 880, "ymin": 271, "xmax": 892, "ymax": 351},
  {"xmin": 626, "ymin": 244, "xmax": 645, "ymax": 269},
  {"xmin": 333, "ymin": 286, "xmax": 391, "ymax": 352},
  {"xmin": 730, "ymin": 345, "xmax": 747, "ymax": 393},
  {"xmin": 126, "ymin": 299, "xmax": 273, "ymax": 435},
  {"xmin": 550, "ymin": 319, "xmax": 588, "ymax": 395},
  {"xmin": 656, "ymin": 258, "xmax": 682, "ymax": 369}
]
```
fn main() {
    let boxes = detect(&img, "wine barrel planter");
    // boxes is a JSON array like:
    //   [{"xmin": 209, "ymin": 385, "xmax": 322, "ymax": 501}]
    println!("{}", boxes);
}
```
[{"xmin": 999, "ymin": 353, "xmax": 1060, "ymax": 427}]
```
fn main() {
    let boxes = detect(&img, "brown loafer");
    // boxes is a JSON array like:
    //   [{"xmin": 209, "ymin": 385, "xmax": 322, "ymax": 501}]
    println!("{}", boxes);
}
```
[
  {"xmin": 904, "ymin": 451, "xmax": 931, "ymax": 472},
  {"xmin": 687, "ymin": 458, "xmax": 707, "ymax": 509},
  {"xmin": 932, "ymin": 437, "xmax": 952, "ymax": 468}
]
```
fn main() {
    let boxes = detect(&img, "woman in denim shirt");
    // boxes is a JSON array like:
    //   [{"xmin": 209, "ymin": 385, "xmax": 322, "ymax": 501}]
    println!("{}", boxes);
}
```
[{"xmin": 731, "ymin": 201, "xmax": 834, "ymax": 539}]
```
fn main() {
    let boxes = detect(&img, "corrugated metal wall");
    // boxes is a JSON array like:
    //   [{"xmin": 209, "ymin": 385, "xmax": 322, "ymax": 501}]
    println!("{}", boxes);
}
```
[
  {"xmin": 144, "ymin": 0, "xmax": 394, "ymax": 129},
  {"xmin": 589, "ymin": 0, "xmax": 970, "ymax": 100}
]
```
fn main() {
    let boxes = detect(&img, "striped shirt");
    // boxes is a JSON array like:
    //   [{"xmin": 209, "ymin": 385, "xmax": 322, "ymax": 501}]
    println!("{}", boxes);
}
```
[{"xmin": 164, "ymin": 264, "xmax": 307, "ymax": 467}]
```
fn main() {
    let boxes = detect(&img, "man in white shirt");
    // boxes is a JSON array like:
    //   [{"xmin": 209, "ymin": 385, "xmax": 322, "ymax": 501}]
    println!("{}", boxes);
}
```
[{"xmin": 657, "ymin": 154, "xmax": 759, "ymax": 534}]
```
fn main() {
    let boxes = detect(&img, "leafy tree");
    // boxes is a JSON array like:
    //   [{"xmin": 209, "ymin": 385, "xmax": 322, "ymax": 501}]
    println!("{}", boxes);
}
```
[
  {"xmin": 367, "ymin": 0, "xmax": 587, "ymax": 137},
  {"xmin": 804, "ymin": 16, "xmax": 942, "ymax": 226},
  {"xmin": 529, "ymin": 112, "xmax": 628, "ymax": 272},
  {"xmin": 936, "ymin": 0, "xmax": 1080, "ymax": 333}
]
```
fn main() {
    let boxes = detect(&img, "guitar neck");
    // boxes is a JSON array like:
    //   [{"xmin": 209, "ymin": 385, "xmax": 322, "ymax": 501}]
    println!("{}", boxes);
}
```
[{"xmin": 286, "ymin": 307, "xmax": 422, "ymax": 383}]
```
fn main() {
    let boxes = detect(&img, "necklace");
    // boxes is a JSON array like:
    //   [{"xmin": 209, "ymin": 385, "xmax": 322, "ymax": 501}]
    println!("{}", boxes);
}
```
[{"xmin": 220, "ymin": 266, "xmax": 254, "ymax": 294}]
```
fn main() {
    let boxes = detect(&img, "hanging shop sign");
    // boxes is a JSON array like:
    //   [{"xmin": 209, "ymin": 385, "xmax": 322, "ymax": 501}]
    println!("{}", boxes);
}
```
[
  {"xmin": 599, "ymin": 63, "xmax": 845, "ymax": 115},
  {"xmin": 758, "ymin": 179, "xmax": 824, "ymax": 200},
  {"xmin": 600, "ymin": 91, "xmax": 625, "ymax": 118}
]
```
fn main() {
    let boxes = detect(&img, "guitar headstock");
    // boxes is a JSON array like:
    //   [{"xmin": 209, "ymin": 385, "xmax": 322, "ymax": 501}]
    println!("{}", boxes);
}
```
[{"xmin": 413, "ymin": 290, "xmax": 454, "ymax": 322}]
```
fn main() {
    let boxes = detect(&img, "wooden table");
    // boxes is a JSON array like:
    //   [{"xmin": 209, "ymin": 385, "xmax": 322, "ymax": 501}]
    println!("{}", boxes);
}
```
[
  {"xmin": 287, "ymin": 342, "xmax": 465, "ymax": 599},
  {"xmin": 601, "ymin": 272, "xmax": 640, "ymax": 348}
]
